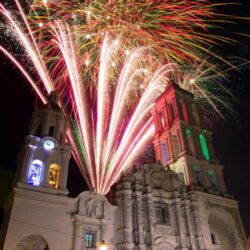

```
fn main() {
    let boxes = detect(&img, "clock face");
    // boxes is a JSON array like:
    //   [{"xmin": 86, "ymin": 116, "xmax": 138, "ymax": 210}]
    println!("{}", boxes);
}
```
[{"xmin": 43, "ymin": 139, "xmax": 55, "ymax": 150}]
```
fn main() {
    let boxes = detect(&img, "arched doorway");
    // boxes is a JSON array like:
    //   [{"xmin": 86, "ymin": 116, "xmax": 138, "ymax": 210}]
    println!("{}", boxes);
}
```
[
  {"xmin": 208, "ymin": 208, "xmax": 243, "ymax": 250},
  {"xmin": 16, "ymin": 234, "xmax": 49, "ymax": 250}
]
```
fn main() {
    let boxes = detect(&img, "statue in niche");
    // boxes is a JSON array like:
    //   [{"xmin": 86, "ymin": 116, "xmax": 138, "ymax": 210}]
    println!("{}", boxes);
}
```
[
  {"xmin": 48, "ymin": 164, "xmax": 60, "ymax": 189},
  {"xmin": 86, "ymin": 198, "xmax": 98, "ymax": 217}
]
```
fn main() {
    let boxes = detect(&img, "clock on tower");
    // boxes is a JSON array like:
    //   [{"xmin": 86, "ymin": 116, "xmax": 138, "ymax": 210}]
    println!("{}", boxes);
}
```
[{"xmin": 15, "ymin": 92, "xmax": 72, "ymax": 195}]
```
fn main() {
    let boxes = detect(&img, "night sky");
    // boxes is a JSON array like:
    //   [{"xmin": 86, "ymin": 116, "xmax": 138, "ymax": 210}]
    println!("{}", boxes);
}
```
[{"xmin": 0, "ymin": 0, "xmax": 250, "ymax": 236}]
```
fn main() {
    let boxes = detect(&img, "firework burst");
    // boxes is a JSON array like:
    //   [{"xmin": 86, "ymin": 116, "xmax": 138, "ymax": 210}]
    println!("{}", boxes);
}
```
[{"xmin": 0, "ymin": 0, "xmax": 246, "ymax": 193}]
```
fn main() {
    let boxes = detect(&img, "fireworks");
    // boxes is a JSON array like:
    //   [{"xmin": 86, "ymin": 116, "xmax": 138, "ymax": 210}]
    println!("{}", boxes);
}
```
[{"xmin": 0, "ymin": 0, "xmax": 245, "ymax": 193}]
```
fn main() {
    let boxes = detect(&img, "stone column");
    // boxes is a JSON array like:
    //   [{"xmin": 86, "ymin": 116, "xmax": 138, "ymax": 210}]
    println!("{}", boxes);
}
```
[
  {"xmin": 193, "ymin": 130, "xmax": 203, "ymax": 159},
  {"xmin": 19, "ymin": 143, "xmax": 35, "ymax": 183},
  {"xmin": 182, "ymin": 198, "xmax": 197, "ymax": 249},
  {"xmin": 217, "ymin": 169, "xmax": 227, "ymax": 193},
  {"xmin": 178, "ymin": 127, "xmax": 190, "ymax": 154},
  {"xmin": 175, "ymin": 97, "xmax": 184, "ymax": 121},
  {"xmin": 116, "ymin": 180, "xmax": 134, "ymax": 250},
  {"xmin": 167, "ymin": 133, "xmax": 174, "ymax": 162},
  {"xmin": 142, "ymin": 188, "xmax": 154, "ymax": 250},
  {"xmin": 163, "ymin": 104, "xmax": 170, "ymax": 129},
  {"xmin": 206, "ymin": 135, "xmax": 217, "ymax": 162},
  {"xmin": 172, "ymin": 198, "xmax": 189, "ymax": 249},
  {"xmin": 60, "ymin": 146, "xmax": 71, "ymax": 190},
  {"xmin": 201, "ymin": 167, "xmax": 210, "ymax": 191},
  {"xmin": 190, "ymin": 202, "xmax": 206, "ymax": 249}
]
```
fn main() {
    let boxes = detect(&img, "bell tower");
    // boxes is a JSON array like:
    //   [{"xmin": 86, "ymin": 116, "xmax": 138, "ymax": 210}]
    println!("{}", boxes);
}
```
[
  {"xmin": 15, "ymin": 92, "xmax": 72, "ymax": 196},
  {"xmin": 152, "ymin": 82, "xmax": 228, "ymax": 194}
]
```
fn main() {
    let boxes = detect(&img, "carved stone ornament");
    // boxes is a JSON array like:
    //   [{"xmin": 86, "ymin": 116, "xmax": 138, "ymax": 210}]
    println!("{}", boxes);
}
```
[
  {"xmin": 16, "ymin": 235, "xmax": 48, "ymax": 250},
  {"xmin": 154, "ymin": 224, "xmax": 174, "ymax": 235}
]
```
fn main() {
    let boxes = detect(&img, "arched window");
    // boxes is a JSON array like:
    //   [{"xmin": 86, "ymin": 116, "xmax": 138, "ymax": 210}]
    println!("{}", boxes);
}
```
[
  {"xmin": 193, "ymin": 166, "xmax": 203, "ymax": 187},
  {"xmin": 48, "ymin": 163, "xmax": 60, "ymax": 189},
  {"xmin": 48, "ymin": 126, "xmax": 55, "ymax": 137},
  {"xmin": 27, "ymin": 159, "xmax": 44, "ymax": 186},
  {"xmin": 199, "ymin": 134, "xmax": 210, "ymax": 161},
  {"xmin": 208, "ymin": 170, "xmax": 218, "ymax": 190},
  {"xmin": 36, "ymin": 125, "xmax": 42, "ymax": 137}
]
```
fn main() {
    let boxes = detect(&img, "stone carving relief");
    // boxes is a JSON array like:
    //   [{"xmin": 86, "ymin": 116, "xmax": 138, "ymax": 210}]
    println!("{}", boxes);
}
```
[
  {"xmin": 154, "ymin": 224, "xmax": 174, "ymax": 235},
  {"xmin": 16, "ymin": 235, "xmax": 48, "ymax": 250}
]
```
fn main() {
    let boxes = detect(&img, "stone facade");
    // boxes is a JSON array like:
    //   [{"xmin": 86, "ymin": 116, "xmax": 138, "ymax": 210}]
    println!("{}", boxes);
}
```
[
  {"xmin": 115, "ymin": 163, "xmax": 248, "ymax": 250},
  {"xmin": 1, "ymin": 164, "xmax": 248, "ymax": 250}
]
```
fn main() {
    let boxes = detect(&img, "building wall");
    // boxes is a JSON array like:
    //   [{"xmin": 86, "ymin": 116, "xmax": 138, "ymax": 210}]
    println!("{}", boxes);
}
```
[
  {"xmin": 2, "ymin": 190, "xmax": 117, "ymax": 250},
  {"xmin": 2, "ymin": 164, "xmax": 248, "ymax": 250}
]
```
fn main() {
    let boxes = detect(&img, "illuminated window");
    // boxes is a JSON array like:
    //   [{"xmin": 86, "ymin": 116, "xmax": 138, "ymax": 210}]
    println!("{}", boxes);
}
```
[
  {"xmin": 161, "ymin": 143, "xmax": 168, "ymax": 165},
  {"xmin": 85, "ymin": 232, "xmax": 96, "ymax": 248},
  {"xmin": 27, "ymin": 159, "xmax": 44, "ymax": 186},
  {"xmin": 48, "ymin": 164, "xmax": 60, "ymax": 189},
  {"xmin": 199, "ymin": 134, "xmax": 210, "ymax": 161},
  {"xmin": 155, "ymin": 203, "xmax": 170, "ymax": 225},
  {"xmin": 159, "ymin": 112, "xmax": 165, "ymax": 128}
]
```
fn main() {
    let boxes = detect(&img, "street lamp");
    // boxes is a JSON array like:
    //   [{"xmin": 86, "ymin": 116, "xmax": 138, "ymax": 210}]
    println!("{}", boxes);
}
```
[{"xmin": 99, "ymin": 240, "xmax": 108, "ymax": 250}]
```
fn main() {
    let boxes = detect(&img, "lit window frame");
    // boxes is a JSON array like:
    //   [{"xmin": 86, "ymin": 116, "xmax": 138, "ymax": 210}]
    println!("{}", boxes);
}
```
[{"xmin": 84, "ymin": 231, "xmax": 96, "ymax": 248}]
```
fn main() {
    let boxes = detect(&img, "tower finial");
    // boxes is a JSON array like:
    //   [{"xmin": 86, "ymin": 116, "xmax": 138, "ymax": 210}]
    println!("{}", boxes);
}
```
[{"xmin": 47, "ymin": 90, "xmax": 60, "ymax": 109}]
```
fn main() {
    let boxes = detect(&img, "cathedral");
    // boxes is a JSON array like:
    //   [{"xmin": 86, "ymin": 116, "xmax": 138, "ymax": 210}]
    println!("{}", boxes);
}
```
[{"xmin": 0, "ymin": 83, "xmax": 249, "ymax": 250}]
